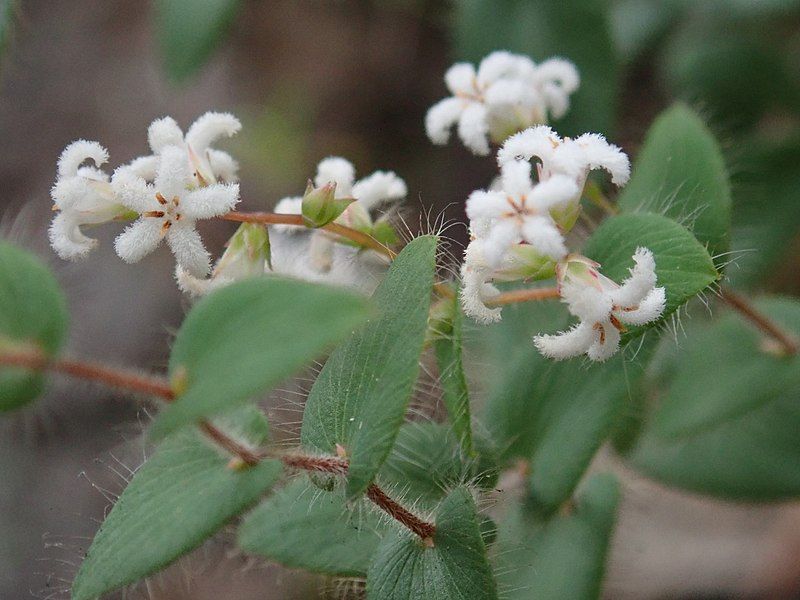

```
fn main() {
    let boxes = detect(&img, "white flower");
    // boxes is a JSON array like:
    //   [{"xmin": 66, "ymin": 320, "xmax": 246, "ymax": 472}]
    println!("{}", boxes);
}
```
[
  {"xmin": 466, "ymin": 160, "xmax": 578, "ymax": 268},
  {"xmin": 176, "ymin": 223, "xmax": 269, "ymax": 297},
  {"xmin": 497, "ymin": 125, "xmax": 630, "ymax": 196},
  {"xmin": 425, "ymin": 51, "xmax": 579, "ymax": 155},
  {"xmin": 49, "ymin": 140, "xmax": 128, "ymax": 260},
  {"xmin": 273, "ymin": 156, "xmax": 406, "ymax": 272},
  {"xmin": 534, "ymin": 248, "xmax": 666, "ymax": 361},
  {"xmin": 126, "ymin": 111, "xmax": 241, "ymax": 185},
  {"xmin": 112, "ymin": 146, "xmax": 239, "ymax": 277}
]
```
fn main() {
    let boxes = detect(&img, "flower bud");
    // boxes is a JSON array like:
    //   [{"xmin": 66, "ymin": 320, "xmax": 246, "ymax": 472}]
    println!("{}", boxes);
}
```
[{"xmin": 301, "ymin": 180, "xmax": 354, "ymax": 228}]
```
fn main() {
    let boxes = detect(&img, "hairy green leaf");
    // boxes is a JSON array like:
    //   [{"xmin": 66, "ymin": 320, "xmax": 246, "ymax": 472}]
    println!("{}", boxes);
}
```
[
  {"xmin": 617, "ymin": 104, "xmax": 732, "ymax": 258},
  {"xmin": 367, "ymin": 487, "xmax": 498, "ymax": 600},
  {"xmin": 151, "ymin": 277, "xmax": 369, "ymax": 439},
  {"xmin": 0, "ymin": 242, "xmax": 68, "ymax": 411},
  {"xmin": 496, "ymin": 473, "xmax": 620, "ymax": 600},
  {"xmin": 631, "ymin": 297, "xmax": 800, "ymax": 500},
  {"xmin": 72, "ymin": 406, "xmax": 282, "ymax": 600},
  {"xmin": 238, "ymin": 476, "xmax": 385, "ymax": 577},
  {"xmin": 301, "ymin": 236, "xmax": 437, "ymax": 499},
  {"xmin": 154, "ymin": 0, "xmax": 242, "ymax": 82}
]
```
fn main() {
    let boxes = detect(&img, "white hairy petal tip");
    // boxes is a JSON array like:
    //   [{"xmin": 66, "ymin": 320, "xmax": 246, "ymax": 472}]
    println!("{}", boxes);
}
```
[
  {"xmin": 147, "ymin": 116, "xmax": 184, "ymax": 153},
  {"xmin": 57, "ymin": 140, "xmax": 109, "ymax": 179}
]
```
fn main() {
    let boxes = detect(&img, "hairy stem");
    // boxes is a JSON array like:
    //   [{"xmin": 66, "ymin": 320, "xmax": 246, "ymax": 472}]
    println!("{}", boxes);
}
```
[
  {"xmin": 220, "ymin": 211, "xmax": 396, "ymax": 260},
  {"xmin": 485, "ymin": 286, "xmax": 560, "ymax": 307},
  {"xmin": 0, "ymin": 349, "xmax": 437, "ymax": 540},
  {"xmin": 720, "ymin": 288, "xmax": 798, "ymax": 355}
]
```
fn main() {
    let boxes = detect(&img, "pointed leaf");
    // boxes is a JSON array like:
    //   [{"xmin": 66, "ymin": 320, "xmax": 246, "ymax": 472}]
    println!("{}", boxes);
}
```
[
  {"xmin": 617, "ymin": 104, "xmax": 732, "ymax": 258},
  {"xmin": 0, "ymin": 242, "xmax": 68, "ymax": 411},
  {"xmin": 301, "ymin": 236, "xmax": 437, "ymax": 499},
  {"xmin": 151, "ymin": 277, "xmax": 369, "ymax": 439},
  {"xmin": 367, "ymin": 487, "xmax": 498, "ymax": 600},
  {"xmin": 496, "ymin": 473, "xmax": 620, "ymax": 600},
  {"xmin": 238, "ymin": 476, "xmax": 386, "ymax": 576},
  {"xmin": 71, "ymin": 406, "xmax": 282, "ymax": 600}
]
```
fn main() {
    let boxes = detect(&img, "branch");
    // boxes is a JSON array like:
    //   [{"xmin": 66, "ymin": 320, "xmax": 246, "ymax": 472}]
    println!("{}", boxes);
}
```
[
  {"xmin": 720, "ymin": 287, "xmax": 798, "ymax": 355},
  {"xmin": 485, "ymin": 286, "xmax": 560, "ymax": 307},
  {"xmin": 0, "ymin": 349, "xmax": 437, "ymax": 541}
]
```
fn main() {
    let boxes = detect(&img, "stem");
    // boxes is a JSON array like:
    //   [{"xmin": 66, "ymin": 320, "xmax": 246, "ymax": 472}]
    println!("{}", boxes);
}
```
[
  {"xmin": 584, "ymin": 181, "xmax": 618, "ymax": 216},
  {"xmin": 485, "ymin": 286, "xmax": 560, "ymax": 307},
  {"xmin": 0, "ymin": 348, "xmax": 437, "ymax": 540},
  {"xmin": 220, "ymin": 211, "xmax": 396, "ymax": 260},
  {"xmin": 720, "ymin": 288, "xmax": 798, "ymax": 355}
]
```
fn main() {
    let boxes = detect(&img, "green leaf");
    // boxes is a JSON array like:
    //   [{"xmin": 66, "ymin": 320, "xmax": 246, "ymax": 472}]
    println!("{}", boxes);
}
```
[
  {"xmin": 454, "ymin": 0, "xmax": 619, "ymax": 135},
  {"xmin": 0, "ymin": 242, "xmax": 68, "ymax": 411},
  {"xmin": 151, "ymin": 277, "xmax": 369, "ymax": 439},
  {"xmin": 154, "ymin": 0, "xmax": 241, "ymax": 82},
  {"xmin": 0, "ymin": 1, "xmax": 16, "ymax": 64},
  {"xmin": 71, "ymin": 406, "xmax": 282, "ymax": 600},
  {"xmin": 238, "ymin": 476, "xmax": 386, "ymax": 577},
  {"xmin": 366, "ymin": 487, "xmax": 498, "ymax": 600},
  {"xmin": 496, "ymin": 473, "xmax": 620, "ymax": 600},
  {"xmin": 582, "ymin": 213, "xmax": 719, "ymax": 332},
  {"xmin": 617, "ymin": 104, "xmax": 732, "ymax": 258},
  {"xmin": 433, "ymin": 291, "xmax": 473, "ymax": 455},
  {"xmin": 379, "ymin": 422, "xmax": 499, "ymax": 511},
  {"xmin": 301, "ymin": 236, "xmax": 437, "ymax": 499},
  {"xmin": 630, "ymin": 297, "xmax": 800, "ymax": 500}
]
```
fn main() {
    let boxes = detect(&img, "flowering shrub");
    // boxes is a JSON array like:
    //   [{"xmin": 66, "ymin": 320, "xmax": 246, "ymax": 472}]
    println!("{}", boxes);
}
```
[{"xmin": 1, "ymin": 26, "xmax": 799, "ymax": 600}]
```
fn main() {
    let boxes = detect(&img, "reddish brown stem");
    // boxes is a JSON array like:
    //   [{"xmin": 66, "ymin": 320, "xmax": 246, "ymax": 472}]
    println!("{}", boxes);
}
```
[
  {"xmin": 485, "ymin": 286, "xmax": 560, "ymax": 307},
  {"xmin": 720, "ymin": 288, "xmax": 798, "ymax": 355},
  {"xmin": 0, "ymin": 349, "xmax": 436, "ymax": 540}
]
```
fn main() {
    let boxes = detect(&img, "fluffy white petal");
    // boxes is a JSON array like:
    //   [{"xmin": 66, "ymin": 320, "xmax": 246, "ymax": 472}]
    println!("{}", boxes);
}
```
[
  {"xmin": 500, "ymin": 160, "xmax": 533, "ymax": 198},
  {"xmin": 477, "ymin": 51, "xmax": 524, "ymax": 84},
  {"xmin": 521, "ymin": 216, "xmax": 567, "ymax": 260},
  {"xmin": 617, "ymin": 286, "xmax": 666, "ymax": 326},
  {"xmin": 497, "ymin": 125, "xmax": 558, "ymax": 166},
  {"xmin": 609, "ymin": 247, "xmax": 658, "ymax": 308},
  {"xmin": 425, "ymin": 97, "xmax": 466, "ymax": 145},
  {"xmin": 182, "ymin": 183, "xmax": 239, "ymax": 219},
  {"xmin": 185, "ymin": 111, "xmax": 241, "ymax": 154},
  {"xmin": 48, "ymin": 212, "xmax": 96, "ymax": 260},
  {"xmin": 465, "ymin": 189, "xmax": 509, "ymax": 222},
  {"xmin": 526, "ymin": 174, "xmax": 580, "ymax": 211},
  {"xmin": 535, "ymin": 58, "xmax": 580, "ymax": 94},
  {"xmin": 147, "ymin": 117, "xmax": 184, "ymax": 153},
  {"xmin": 51, "ymin": 178, "xmax": 91, "ymax": 211},
  {"xmin": 587, "ymin": 321, "xmax": 621, "ymax": 361},
  {"xmin": 125, "ymin": 155, "xmax": 159, "ymax": 181},
  {"xmin": 166, "ymin": 224, "xmax": 211, "ymax": 277},
  {"xmin": 459, "ymin": 244, "xmax": 502, "ymax": 324},
  {"xmin": 445, "ymin": 62, "xmax": 477, "ymax": 94},
  {"xmin": 308, "ymin": 231, "xmax": 335, "ymax": 273},
  {"xmin": 112, "ymin": 168, "xmax": 156, "ymax": 213},
  {"xmin": 534, "ymin": 321, "xmax": 596, "ymax": 360},
  {"xmin": 540, "ymin": 83, "xmax": 571, "ymax": 120},
  {"xmin": 272, "ymin": 196, "xmax": 303, "ymax": 234},
  {"xmin": 57, "ymin": 140, "xmax": 108, "ymax": 179},
  {"xmin": 155, "ymin": 146, "xmax": 191, "ymax": 199},
  {"xmin": 561, "ymin": 280, "xmax": 613, "ymax": 323},
  {"xmin": 458, "ymin": 102, "xmax": 490, "ymax": 156},
  {"xmin": 484, "ymin": 78, "xmax": 538, "ymax": 107},
  {"xmin": 175, "ymin": 265, "xmax": 230, "ymax": 298},
  {"xmin": 574, "ymin": 133, "xmax": 631, "ymax": 186},
  {"xmin": 315, "ymin": 157, "xmax": 355, "ymax": 196},
  {"xmin": 351, "ymin": 171, "xmax": 407, "ymax": 211},
  {"xmin": 114, "ymin": 218, "xmax": 164, "ymax": 263},
  {"xmin": 207, "ymin": 149, "xmax": 239, "ymax": 182},
  {"xmin": 482, "ymin": 218, "xmax": 520, "ymax": 268}
]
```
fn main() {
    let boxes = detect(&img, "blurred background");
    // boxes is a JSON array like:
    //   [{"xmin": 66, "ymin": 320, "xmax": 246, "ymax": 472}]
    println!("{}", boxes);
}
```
[{"xmin": 1, "ymin": 0, "xmax": 799, "ymax": 598}]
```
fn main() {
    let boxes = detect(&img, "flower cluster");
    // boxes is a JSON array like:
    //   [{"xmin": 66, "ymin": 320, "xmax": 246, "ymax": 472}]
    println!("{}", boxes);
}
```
[
  {"xmin": 426, "ymin": 51, "xmax": 579, "ymax": 155},
  {"xmin": 49, "ymin": 112, "xmax": 242, "ymax": 277}
]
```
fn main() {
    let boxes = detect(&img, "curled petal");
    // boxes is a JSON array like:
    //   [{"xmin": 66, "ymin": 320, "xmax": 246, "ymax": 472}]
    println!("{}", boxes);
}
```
[
  {"xmin": 482, "ymin": 218, "xmax": 520, "ymax": 268},
  {"xmin": 114, "ymin": 218, "xmax": 164, "ymax": 263},
  {"xmin": 57, "ymin": 140, "xmax": 108, "ymax": 179},
  {"xmin": 521, "ymin": 216, "xmax": 567, "ymax": 261},
  {"xmin": 175, "ymin": 265, "xmax": 230, "ymax": 298},
  {"xmin": 477, "ymin": 51, "xmax": 534, "ymax": 84},
  {"xmin": 182, "ymin": 183, "xmax": 240, "ymax": 220},
  {"xmin": 561, "ymin": 280, "xmax": 613, "ymax": 324},
  {"xmin": 526, "ymin": 174, "xmax": 580, "ymax": 211},
  {"xmin": 155, "ymin": 146, "xmax": 192, "ymax": 199},
  {"xmin": 534, "ymin": 321, "xmax": 596, "ymax": 360},
  {"xmin": 573, "ymin": 133, "xmax": 631, "ymax": 186},
  {"xmin": 587, "ymin": 321, "xmax": 621, "ymax": 362},
  {"xmin": 112, "ymin": 168, "xmax": 156, "ymax": 214},
  {"xmin": 351, "ymin": 171, "xmax": 407, "ymax": 211},
  {"xmin": 484, "ymin": 78, "xmax": 538, "ymax": 108},
  {"xmin": 445, "ymin": 62, "xmax": 477, "ymax": 94},
  {"xmin": 425, "ymin": 97, "xmax": 465, "ymax": 145},
  {"xmin": 500, "ymin": 160, "xmax": 533, "ymax": 198},
  {"xmin": 315, "ymin": 157, "xmax": 356, "ymax": 196},
  {"xmin": 497, "ymin": 125, "xmax": 559, "ymax": 166},
  {"xmin": 48, "ymin": 212, "xmax": 97, "ymax": 260},
  {"xmin": 617, "ymin": 286, "xmax": 666, "ymax": 326},
  {"xmin": 147, "ymin": 117, "xmax": 184, "ymax": 153},
  {"xmin": 458, "ymin": 102, "xmax": 490, "ymax": 156},
  {"xmin": 535, "ymin": 58, "xmax": 580, "ymax": 94},
  {"xmin": 465, "ymin": 190, "xmax": 509, "ymax": 223},
  {"xmin": 207, "ymin": 149, "xmax": 239, "ymax": 182},
  {"xmin": 185, "ymin": 111, "xmax": 241, "ymax": 154},
  {"xmin": 540, "ymin": 82, "xmax": 571, "ymax": 120},
  {"xmin": 460, "ymin": 243, "xmax": 502, "ymax": 324},
  {"xmin": 125, "ymin": 155, "xmax": 159, "ymax": 181},
  {"xmin": 609, "ymin": 247, "xmax": 658, "ymax": 308},
  {"xmin": 166, "ymin": 224, "xmax": 211, "ymax": 277}
]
